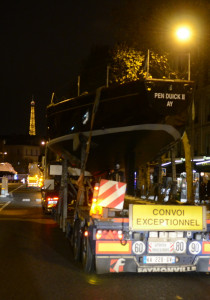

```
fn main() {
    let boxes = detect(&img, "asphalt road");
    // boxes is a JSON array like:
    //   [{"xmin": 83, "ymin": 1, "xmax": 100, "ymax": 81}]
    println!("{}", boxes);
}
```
[{"xmin": 0, "ymin": 185, "xmax": 210, "ymax": 300}]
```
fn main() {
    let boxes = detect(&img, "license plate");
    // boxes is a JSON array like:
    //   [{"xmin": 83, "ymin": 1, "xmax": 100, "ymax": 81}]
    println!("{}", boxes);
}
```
[
  {"xmin": 48, "ymin": 200, "xmax": 58, "ymax": 205},
  {"xmin": 148, "ymin": 242, "xmax": 173, "ymax": 253},
  {"xmin": 143, "ymin": 256, "xmax": 175, "ymax": 264}
]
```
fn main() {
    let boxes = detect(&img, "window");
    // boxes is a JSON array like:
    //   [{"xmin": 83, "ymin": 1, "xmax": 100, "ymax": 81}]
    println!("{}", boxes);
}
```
[{"xmin": 82, "ymin": 110, "xmax": 89, "ymax": 125}]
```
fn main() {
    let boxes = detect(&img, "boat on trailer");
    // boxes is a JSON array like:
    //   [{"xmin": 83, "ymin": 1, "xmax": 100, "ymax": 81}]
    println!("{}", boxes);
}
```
[{"xmin": 46, "ymin": 77, "xmax": 194, "ymax": 190}]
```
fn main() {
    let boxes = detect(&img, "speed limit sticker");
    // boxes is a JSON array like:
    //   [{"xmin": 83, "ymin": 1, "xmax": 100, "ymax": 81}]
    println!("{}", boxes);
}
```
[
  {"xmin": 174, "ymin": 240, "xmax": 186, "ymax": 253},
  {"xmin": 189, "ymin": 241, "xmax": 201, "ymax": 255},
  {"xmin": 132, "ymin": 241, "xmax": 146, "ymax": 255}
]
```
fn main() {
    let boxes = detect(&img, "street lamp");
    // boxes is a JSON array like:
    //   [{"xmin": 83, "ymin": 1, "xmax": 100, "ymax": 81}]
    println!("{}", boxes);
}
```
[
  {"xmin": 175, "ymin": 26, "xmax": 192, "ymax": 42},
  {"xmin": 174, "ymin": 25, "xmax": 195, "ymax": 203},
  {"xmin": 175, "ymin": 25, "xmax": 192, "ymax": 80}
]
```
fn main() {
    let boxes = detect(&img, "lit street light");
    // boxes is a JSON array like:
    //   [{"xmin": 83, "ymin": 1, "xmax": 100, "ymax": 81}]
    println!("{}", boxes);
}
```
[
  {"xmin": 175, "ymin": 26, "xmax": 192, "ymax": 42},
  {"xmin": 175, "ymin": 25, "xmax": 192, "ymax": 81},
  {"xmin": 174, "ymin": 24, "xmax": 195, "ymax": 203}
]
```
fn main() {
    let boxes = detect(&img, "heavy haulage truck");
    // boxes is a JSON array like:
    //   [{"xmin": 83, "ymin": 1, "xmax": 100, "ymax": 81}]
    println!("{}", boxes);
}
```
[
  {"xmin": 43, "ymin": 60, "xmax": 210, "ymax": 273},
  {"xmin": 62, "ymin": 177, "xmax": 210, "ymax": 274}
]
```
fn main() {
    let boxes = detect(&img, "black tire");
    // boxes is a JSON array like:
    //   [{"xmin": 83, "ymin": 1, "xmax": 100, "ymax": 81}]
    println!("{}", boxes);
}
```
[
  {"xmin": 72, "ymin": 221, "xmax": 81, "ymax": 261},
  {"xmin": 82, "ymin": 235, "xmax": 95, "ymax": 273}
]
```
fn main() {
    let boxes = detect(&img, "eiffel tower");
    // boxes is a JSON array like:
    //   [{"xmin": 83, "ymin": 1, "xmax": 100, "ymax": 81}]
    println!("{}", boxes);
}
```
[{"xmin": 29, "ymin": 98, "xmax": 36, "ymax": 136}]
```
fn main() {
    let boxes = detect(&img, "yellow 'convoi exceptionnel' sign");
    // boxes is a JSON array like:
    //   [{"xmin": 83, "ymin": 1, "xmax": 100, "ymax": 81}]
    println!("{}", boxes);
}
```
[{"xmin": 129, "ymin": 205, "xmax": 206, "ymax": 231}]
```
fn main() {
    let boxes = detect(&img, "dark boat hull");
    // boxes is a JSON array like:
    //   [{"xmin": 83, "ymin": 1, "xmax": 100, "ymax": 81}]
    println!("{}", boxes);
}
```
[{"xmin": 46, "ymin": 79, "xmax": 194, "ymax": 174}]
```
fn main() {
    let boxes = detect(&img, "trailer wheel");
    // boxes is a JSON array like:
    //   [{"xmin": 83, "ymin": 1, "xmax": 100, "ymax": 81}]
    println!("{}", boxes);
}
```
[
  {"xmin": 82, "ymin": 236, "xmax": 94, "ymax": 273},
  {"xmin": 72, "ymin": 221, "xmax": 81, "ymax": 261}
]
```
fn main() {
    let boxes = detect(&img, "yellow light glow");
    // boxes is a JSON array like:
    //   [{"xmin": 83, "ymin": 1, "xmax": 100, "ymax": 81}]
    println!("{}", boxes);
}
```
[
  {"xmin": 176, "ymin": 26, "xmax": 191, "ymax": 41},
  {"xmin": 90, "ymin": 203, "xmax": 103, "ymax": 216}
]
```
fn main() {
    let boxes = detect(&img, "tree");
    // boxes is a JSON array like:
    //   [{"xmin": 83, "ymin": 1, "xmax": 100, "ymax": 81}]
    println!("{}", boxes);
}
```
[
  {"xmin": 109, "ymin": 44, "xmax": 145, "ymax": 84},
  {"xmin": 109, "ymin": 44, "xmax": 178, "ymax": 84},
  {"xmin": 112, "ymin": 0, "xmax": 210, "ymax": 84}
]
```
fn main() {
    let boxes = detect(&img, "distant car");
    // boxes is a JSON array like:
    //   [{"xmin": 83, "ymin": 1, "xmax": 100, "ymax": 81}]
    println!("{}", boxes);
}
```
[
  {"xmin": 27, "ymin": 175, "xmax": 43, "ymax": 188},
  {"xmin": 41, "ymin": 189, "xmax": 59, "ymax": 214}
]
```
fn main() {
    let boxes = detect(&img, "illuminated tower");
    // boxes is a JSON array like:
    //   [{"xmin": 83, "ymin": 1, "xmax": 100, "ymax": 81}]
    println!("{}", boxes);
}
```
[{"xmin": 29, "ymin": 98, "xmax": 36, "ymax": 136}]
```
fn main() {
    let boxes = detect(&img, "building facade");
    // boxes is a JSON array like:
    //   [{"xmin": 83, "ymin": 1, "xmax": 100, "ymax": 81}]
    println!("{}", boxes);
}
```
[
  {"xmin": 0, "ymin": 135, "xmax": 45, "ymax": 174},
  {"xmin": 194, "ymin": 85, "xmax": 210, "ymax": 156}
]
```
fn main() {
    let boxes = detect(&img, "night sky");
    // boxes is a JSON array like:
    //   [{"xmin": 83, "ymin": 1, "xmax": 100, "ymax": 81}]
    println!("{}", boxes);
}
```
[{"xmin": 1, "ymin": 0, "xmax": 121, "ymax": 136}]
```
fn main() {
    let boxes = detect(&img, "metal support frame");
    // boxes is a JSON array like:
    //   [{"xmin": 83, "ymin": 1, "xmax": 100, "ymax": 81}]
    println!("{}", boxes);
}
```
[
  {"xmin": 188, "ymin": 52, "xmax": 191, "ymax": 81},
  {"xmin": 58, "ymin": 158, "xmax": 68, "ymax": 232},
  {"xmin": 169, "ymin": 147, "xmax": 177, "ymax": 202},
  {"xmin": 158, "ymin": 157, "xmax": 163, "ymax": 201}
]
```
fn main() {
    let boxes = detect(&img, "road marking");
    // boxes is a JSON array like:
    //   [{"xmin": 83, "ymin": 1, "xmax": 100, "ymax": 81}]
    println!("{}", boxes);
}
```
[
  {"xmin": 36, "ymin": 199, "xmax": 41, "ymax": 202},
  {"xmin": 9, "ymin": 184, "xmax": 25, "ymax": 193},
  {"xmin": 0, "ymin": 201, "xmax": 11, "ymax": 211},
  {"xmin": 22, "ymin": 199, "xmax": 31, "ymax": 202}
]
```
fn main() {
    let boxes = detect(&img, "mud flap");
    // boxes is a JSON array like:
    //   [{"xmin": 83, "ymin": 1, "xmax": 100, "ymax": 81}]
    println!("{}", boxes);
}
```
[
  {"xmin": 196, "ymin": 257, "xmax": 210, "ymax": 272},
  {"xmin": 96, "ymin": 256, "xmax": 137, "ymax": 274}
]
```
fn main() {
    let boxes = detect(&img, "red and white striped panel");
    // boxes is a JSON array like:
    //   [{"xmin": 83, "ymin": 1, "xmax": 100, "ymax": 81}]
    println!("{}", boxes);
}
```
[{"xmin": 97, "ymin": 179, "xmax": 127, "ymax": 210}]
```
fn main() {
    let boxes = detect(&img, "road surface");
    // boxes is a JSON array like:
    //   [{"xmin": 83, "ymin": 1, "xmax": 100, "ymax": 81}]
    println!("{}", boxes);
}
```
[{"xmin": 0, "ymin": 185, "xmax": 210, "ymax": 300}]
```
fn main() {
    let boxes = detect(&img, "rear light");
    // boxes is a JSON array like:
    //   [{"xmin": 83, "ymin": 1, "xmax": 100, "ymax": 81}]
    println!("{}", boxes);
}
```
[
  {"xmin": 90, "ymin": 203, "xmax": 103, "ymax": 215},
  {"xmin": 94, "ymin": 185, "xmax": 99, "ymax": 191},
  {"xmin": 46, "ymin": 196, "xmax": 59, "ymax": 208},
  {"xmin": 118, "ymin": 230, "xmax": 123, "ymax": 240},
  {"xmin": 95, "ymin": 229, "xmax": 124, "ymax": 240},
  {"xmin": 93, "ymin": 183, "xmax": 100, "ymax": 198},
  {"xmin": 84, "ymin": 230, "xmax": 88, "ymax": 237},
  {"xmin": 90, "ymin": 183, "xmax": 102, "ymax": 216},
  {"xmin": 96, "ymin": 230, "xmax": 102, "ymax": 239},
  {"xmin": 47, "ymin": 197, "xmax": 59, "ymax": 202}
]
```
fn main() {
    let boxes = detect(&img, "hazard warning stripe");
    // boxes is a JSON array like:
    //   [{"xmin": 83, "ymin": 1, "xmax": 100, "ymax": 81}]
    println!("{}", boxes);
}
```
[
  {"xmin": 98, "ymin": 185, "xmax": 126, "ymax": 207},
  {"xmin": 99, "ymin": 183, "xmax": 120, "ymax": 200},
  {"xmin": 97, "ymin": 179, "xmax": 127, "ymax": 209},
  {"xmin": 99, "ymin": 181, "xmax": 126, "ymax": 199},
  {"xmin": 99, "ymin": 192, "xmax": 125, "ymax": 208},
  {"xmin": 107, "ymin": 195, "xmax": 124, "ymax": 209},
  {"xmin": 98, "ymin": 180, "xmax": 115, "ymax": 195}
]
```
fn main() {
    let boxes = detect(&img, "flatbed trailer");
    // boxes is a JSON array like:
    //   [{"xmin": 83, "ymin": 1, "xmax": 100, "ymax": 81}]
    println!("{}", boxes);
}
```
[{"xmin": 65, "ymin": 179, "xmax": 210, "ymax": 274}]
